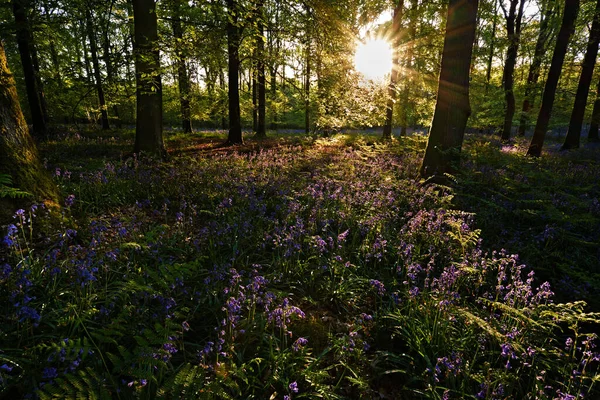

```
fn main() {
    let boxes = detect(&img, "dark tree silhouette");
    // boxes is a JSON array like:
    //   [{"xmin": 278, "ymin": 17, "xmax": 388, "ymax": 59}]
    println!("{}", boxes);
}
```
[
  {"xmin": 420, "ymin": 0, "xmax": 479, "ymax": 178},
  {"xmin": 561, "ymin": 0, "xmax": 600, "ymax": 150},
  {"xmin": 171, "ymin": 0, "xmax": 192, "ymax": 133},
  {"xmin": 527, "ymin": 0, "xmax": 580, "ymax": 157},
  {"xmin": 85, "ymin": 6, "xmax": 110, "ymax": 130},
  {"xmin": 132, "ymin": 0, "xmax": 165, "ymax": 156},
  {"xmin": 226, "ymin": 0, "xmax": 243, "ymax": 144},
  {"xmin": 500, "ymin": 0, "xmax": 526, "ymax": 140},
  {"xmin": 589, "ymin": 76, "xmax": 600, "ymax": 141},
  {"xmin": 518, "ymin": 0, "xmax": 554, "ymax": 137}
]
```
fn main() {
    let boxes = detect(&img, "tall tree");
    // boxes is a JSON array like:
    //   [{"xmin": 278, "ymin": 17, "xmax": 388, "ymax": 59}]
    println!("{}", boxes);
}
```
[
  {"xmin": 382, "ymin": 0, "xmax": 404, "ymax": 140},
  {"xmin": 500, "ymin": 0, "xmax": 526, "ymax": 140},
  {"xmin": 85, "ymin": 6, "xmax": 110, "ymax": 130},
  {"xmin": 226, "ymin": 0, "xmax": 243, "ymax": 144},
  {"xmin": 171, "ymin": 0, "xmax": 193, "ymax": 133},
  {"xmin": 485, "ymin": 0, "xmax": 499, "ymax": 91},
  {"xmin": 420, "ymin": 0, "xmax": 478, "ymax": 178},
  {"xmin": 132, "ymin": 0, "xmax": 165, "ymax": 156},
  {"xmin": 527, "ymin": 0, "xmax": 580, "ymax": 157},
  {"xmin": 518, "ymin": 0, "xmax": 555, "ymax": 136},
  {"xmin": 0, "ymin": 41, "xmax": 58, "ymax": 219},
  {"xmin": 255, "ymin": 0, "xmax": 266, "ymax": 138},
  {"xmin": 561, "ymin": 0, "xmax": 600, "ymax": 150},
  {"xmin": 12, "ymin": 0, "xmax": 47, "ymax": 137},
  {"xmin": 589, "ymin": 76, "xmax": 600, "ymax": 141}
]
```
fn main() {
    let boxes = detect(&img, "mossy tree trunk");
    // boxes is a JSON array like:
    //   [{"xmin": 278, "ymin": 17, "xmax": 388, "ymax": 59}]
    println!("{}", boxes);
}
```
[
  {"xmin": 0, "ymin": 41, "xmax": 58, "ymax": 220},
  {"xmin": 420, "ymin": 0, "xmax": 478, "ymax": 178},
  {"xmin": 132, "ymin": 0, "xmax": 165, "ymax": 157},
  {"xmin": 12, "ymin": 0, "xmax": 47, "ymax": 137}
]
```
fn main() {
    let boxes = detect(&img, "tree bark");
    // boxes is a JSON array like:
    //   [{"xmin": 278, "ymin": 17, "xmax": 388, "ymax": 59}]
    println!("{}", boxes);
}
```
[
  {"xmin": 527, "ymin": 0, "xmax": 580, "ymax": 157},
  {"xmin": 86, "ymin": 7, "xmax": 110, "ymax": 130},
  {"xmin": 420, "ymin": 0, "xmax": 478, "ymax": 178},
  {"xmin": 588, "ymin": 76, "xmax": 600, "ymax": 141},
  {"xmin": 501, "ymin": 0, "xmax": 526, "ymax": 140},
  {"xmin": 561, "ymin": 0, "xmax": 600, "ymax": 150},
  {"xmin": 256, "ymin": 0, "xmax": 266, "ymax": 138},
  {"xmin": 485, "ymin": 0, "xmax": 498, "ymax": 91},
  {"xmin": 12, "ymin": 0, "xmax": 46, "ymax": 137},
  {"xmin": 382, "ymin": 0, "xmax": 404, "ymax": 140},
  {"xmin": 305, "ymin": 42, "xmax": 311, "ymax": 135},
  {"xmin": 132, "ymin": 0, "xmax": 165, "ymax": 156},
  {"xmin": 0, "ymin": 41, "xmax": 58, "ymax": 220},
  {"xmin": 399, "ymin": 0, "xmax": 418, "ymax": 136},
  {"xmin": 518, "ymin": 0, "xmax": 554, "ymax": 136},
  {"xmin": 171, "ymin": 0, "xmax": 192, "ymax": 133},
  {"xmin": 226, "ymin": 0, "xmax": 243, "ymax": 144}
]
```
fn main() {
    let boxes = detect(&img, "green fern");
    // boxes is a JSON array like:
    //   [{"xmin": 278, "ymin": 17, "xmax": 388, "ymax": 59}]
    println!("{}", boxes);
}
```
[{"xmin": 0, "ymin": 174, "xmax": 31, "ymax": 199}]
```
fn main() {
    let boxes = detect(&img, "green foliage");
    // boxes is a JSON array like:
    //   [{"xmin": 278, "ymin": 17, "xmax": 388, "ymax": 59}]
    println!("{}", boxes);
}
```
[{"xmin": 0, "ymin": 174, "xmax": 31, "ymax": 199}]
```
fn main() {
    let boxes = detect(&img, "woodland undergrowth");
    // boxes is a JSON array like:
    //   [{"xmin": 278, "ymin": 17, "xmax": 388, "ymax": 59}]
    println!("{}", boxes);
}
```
[{"xmin": 0, "ymin": 129, "xmax": 599, "ymax": 399}]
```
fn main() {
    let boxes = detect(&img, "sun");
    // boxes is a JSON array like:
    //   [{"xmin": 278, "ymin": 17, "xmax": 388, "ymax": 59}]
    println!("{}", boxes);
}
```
[{"xmin": 354, "ymin": 38, "xmax": 393, "ymax": 81}]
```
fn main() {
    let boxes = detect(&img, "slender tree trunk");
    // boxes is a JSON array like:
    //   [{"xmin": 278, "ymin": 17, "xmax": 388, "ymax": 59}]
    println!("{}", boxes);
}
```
[
  {"xmin": 305, "ymin": 45, "xmax": 311, "ymax": 135},
  {"xmin": 171, "ymin": 0, "xmax": 192, "ymax": 133},
  {"xmin": 485, "ymin": 0, "xmax": 498, "ymax": 91},
  {"xmin": 252, "ymin": 53, "xmax": 258, "ymax": 132},
  {"xmin": 226, "ymin": 0, "xmax": 242, "ymax": 144},
  {"xmin": 219, "ymin": 69, "xmax": 227, "ymax": 129},
  {"xmin": 132, "ymin": 0, "xmax": 165, "ymax": 156},
  {"xmin": 399, "ymin": 0, "xmax": 418, "ymax": 136},
  {"xmin": 382, "ymin": 0, "xmax": 404, "ymax": 140},
  {"xmin": 588, "ymin": 76, "xmax": 600, "ymax": 141},
  {"xmin": 30, "ymin": 40, "xmax": 49, "ymax": 123},
  {"xmin": 0, "ymin": 42, "xmax": 58, "ymax": 219},
  {"xmin": 518, "ymin": 0, "xmax": 554, "ymax": 136},
  {"xmin": 420, "ymin": 0, "xmax": 478, "ymax": 178},
  {"xmin": 501, "ymin": 0, "xmax": 526, "ymax": 140},
  {"xmin": 86, "ymin": 7, "xmax": 110, "ymax": 130},
  {"xmin": 12, "ymin": 0, "xmax": 46, "ymax": 137},
  {"xmin": 256, "ymin": 0, "xmax": 266, "ymax": 138},
  {"xmin": 527, "ymin": 0, "xmax": 580, "ymax": 157},
  {"xmin": 562, "ymin": 0, "xmax": 600, "ymax": 150}
]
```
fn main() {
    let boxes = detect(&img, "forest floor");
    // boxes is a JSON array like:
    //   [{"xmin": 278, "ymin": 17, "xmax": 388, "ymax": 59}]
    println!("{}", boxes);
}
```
[{"xmin": 1, "ymin": 127, "xmax": 599, "ymax": 399}]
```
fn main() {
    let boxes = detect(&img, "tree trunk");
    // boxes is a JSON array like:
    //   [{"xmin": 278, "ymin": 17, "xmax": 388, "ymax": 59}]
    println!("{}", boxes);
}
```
[
  {"xmin": 226, "ymin": 0, "xmax": 243, "ymax": 144},
  {"xmin": 171, "ymin": 0, "xmax": 192, "ymax": 133},
  {"xmin": 12, "ymin": 0, "xmax": 46, "ymax": 137},
  {"xmin": 86, "ymin": 7, "xmax": 110, "ymax": 130},
  {"xmin": 0, "ymin": 41, "xmax": 58, "ymax": 220},
  {"xmin": 588, "ymin": 76, "xmax": 600, "ymax": 141},
  {"xmin": 219, "ymin": 69, "xmax": 227, "ymax": 130},
  {"xmin": 30, "ymin": 40, "xmax": 49, "ymax": 123},
  {"xmin": 501, "ymin": 0, "xmax": 526, "ymax": 141},
  {"xmin": 305, "ymin": 43, "xmax": 311, "ymax": 135},
  {"xmin": 420, "ymin": 0, "xmax": 478, "ymax": 178},
  {"xmin": 485, "ymin": 0, "xmax": 498, "ymax": 91},
  {"xmin": 256, "ymin": 0, "xmax": 266, "ymax": 138},
  {"xmin": 132, "ymin": 0, "xmax": 165, "ymax": 156},
  {"xmin": 562, "ymin": 0, "xmax": 600, "ymax": 150},
  {"xmin": 382, "ymin": 0, "xmax": 404, "ymax": 140},
  {"xmin": 518, "ymin": 0, "xmax": 554, "ymax": 136},
  {"xmin": 252, "ymin": 53, "xmax": 257, "ymax": 132},
  {"xmin": 399, "ymin": 0, "xmax": 418, "ymax": 137},
  {"xmin": 527, "ymin": 0, "xmax": 580, "ymax": 157}
]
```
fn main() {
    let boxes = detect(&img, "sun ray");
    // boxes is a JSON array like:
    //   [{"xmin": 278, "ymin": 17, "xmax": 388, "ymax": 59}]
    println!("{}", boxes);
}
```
[{"xmin": 354, "ymin": 38, "xmax": 393, "ymax": 81}]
